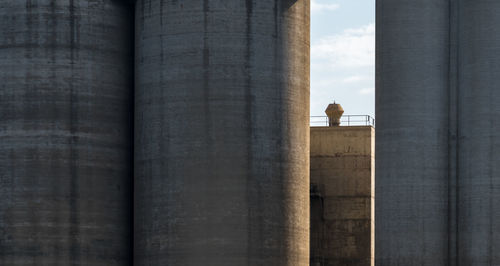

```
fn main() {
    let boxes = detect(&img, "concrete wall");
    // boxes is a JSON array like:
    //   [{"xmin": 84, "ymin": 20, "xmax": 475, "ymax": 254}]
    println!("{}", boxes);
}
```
[
  {"xmin": 134, "ymin": 0, "xmax": 310, "ymax": 265},
  {"xmin": 457, "ymin": 1, "xmax": 500, "ymax": 265},
  {"xmin": 377, "ymin": 1, "xmax": 500, "ymax": 265},
  {"xmin": 310, "ymin": 126, "xmax": 374, "ymax": 266},
  {"xmin": 0, "ymin": 1, "xmax": 133, "ymax": 265},
  {"xmin": 376, "ymin": 1, "xmax": 451, "ymax": 265}
]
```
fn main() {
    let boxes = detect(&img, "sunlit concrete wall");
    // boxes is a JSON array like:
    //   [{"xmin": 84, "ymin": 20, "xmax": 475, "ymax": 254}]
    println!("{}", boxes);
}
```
[
  {"xmin": 134, "ymin": 0, "xmax": 310, "ymax": 265},
  {"xmin": 310, "ymin": 126, "xmax": 374, "ymax": 266}
]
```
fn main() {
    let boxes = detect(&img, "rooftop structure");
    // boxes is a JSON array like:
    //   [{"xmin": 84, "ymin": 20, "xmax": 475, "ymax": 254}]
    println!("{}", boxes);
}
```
[{"xmin": 310, "ymin": 103, "xmax": 375, "ymax": 266}]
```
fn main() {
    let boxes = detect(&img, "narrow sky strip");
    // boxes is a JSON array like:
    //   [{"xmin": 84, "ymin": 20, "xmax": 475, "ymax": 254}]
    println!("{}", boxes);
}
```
[{"xmin": 311, "ymin": 0, "xmax": 375, "ymax": 117}]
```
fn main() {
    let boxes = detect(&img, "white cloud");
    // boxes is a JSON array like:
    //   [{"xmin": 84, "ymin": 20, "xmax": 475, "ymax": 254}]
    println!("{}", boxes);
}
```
[
  {"xmin": 311, "ymin": 0, "xmax": 340, "ymax": 12},
  {"xmin": 310, "ymin": 23, "xmax": 375, "ymax": 117},
  {"xmin": 312, "ymin": 23, "xmax": 375, "ymax": 69},
  {"xmin": 358, "ymin": 87, "xmax": 375, "ymax": 95},
  {"xmin": 343, "ymin": 75, "xmax": 367, "ymax": 83}
]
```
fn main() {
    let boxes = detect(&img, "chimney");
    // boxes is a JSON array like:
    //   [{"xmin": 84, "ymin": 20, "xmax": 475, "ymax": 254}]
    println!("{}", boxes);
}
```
[{"xmin": 325, "ymin": 102, "xmax": 344, "ymax": 126}]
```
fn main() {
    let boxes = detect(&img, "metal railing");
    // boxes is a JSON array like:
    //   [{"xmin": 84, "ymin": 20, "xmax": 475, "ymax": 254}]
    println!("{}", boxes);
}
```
[{"xmin": 310, "ymin": 115, "xmax": 375, "ymax": 127}]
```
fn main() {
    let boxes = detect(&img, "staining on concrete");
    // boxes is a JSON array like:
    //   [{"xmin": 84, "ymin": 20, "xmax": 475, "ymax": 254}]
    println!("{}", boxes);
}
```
[
  {"xmin": 134, "ymin": 0, "xmax": 310, "ymax": 265},
  {"xmin": 377, "ymin": 1, "xmax": 500, "ymax": 265},
  {"xmin": 0, "ymin": 1, "xmax": 134, "ymax": 265},
  {"xmin": 310, "ymin": 126, "xmax": 375, "ymax": 266}
]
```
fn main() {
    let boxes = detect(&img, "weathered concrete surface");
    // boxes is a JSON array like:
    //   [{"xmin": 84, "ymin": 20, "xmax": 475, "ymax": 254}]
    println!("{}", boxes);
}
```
[
  {"xmin": 310, "ymin": 126, "xmax": 374, "ymax": 266},
  {"xmin": 457, "ymin": 1, "xmax": 500, "ymax": 264},
  {"xmin": 134, "ymin": 0, "xmax": 310, "ymax": 265},
  {"xmin": 377, "ymin": 1, "xmax": 500, "ymax": 265},
  {"xmin": 0, "ymin": 1, "xmax": 133, "ymax": 265},
  {"xmin": 375, "ymin": 1, "xmax": 450, "ymax": 265}
]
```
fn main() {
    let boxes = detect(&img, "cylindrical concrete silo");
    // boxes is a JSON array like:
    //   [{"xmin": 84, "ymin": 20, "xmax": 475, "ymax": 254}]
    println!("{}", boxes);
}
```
[
  {"xmin": 458, "ymin": 1, "xmax": 500, "ymax": 264},
  {"xmin": 0, "ymin": 1, "xmax": 133, "ymax": 265},
  {"xmin": 134, "ymin": 0, "xmax": 310, "ymax": 265},
  {"xmin": 376, "ymin": 1, "xmax": 450, "ymax": 265}
]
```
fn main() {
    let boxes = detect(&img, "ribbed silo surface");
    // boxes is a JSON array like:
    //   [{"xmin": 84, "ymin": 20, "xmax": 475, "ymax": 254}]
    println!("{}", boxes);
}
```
[
  {"xmin": 457, "ymin": 1, "xmax": 500, "ymax": 264},
  {"xmin": 375, "ymin": 1, "xmax": 450, "ymax": 265},
  {"xmin": 134, "ymin": 0, "xmax": 310, "ymax": 265},
  {"xmin": 0, "ymin": 1, "xmax": 133, "ymax": 265}
]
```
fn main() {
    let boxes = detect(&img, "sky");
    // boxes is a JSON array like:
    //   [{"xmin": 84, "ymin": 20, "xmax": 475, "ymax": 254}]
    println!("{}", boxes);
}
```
[{"xmin": 310, "ymin": 0, "xmax": 375, "ymax": 117}]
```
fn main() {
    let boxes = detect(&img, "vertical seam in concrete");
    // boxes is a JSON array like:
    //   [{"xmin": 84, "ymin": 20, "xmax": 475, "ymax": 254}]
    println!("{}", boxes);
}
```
[
  {"xmin": 202, "ymin": 3, "xmax": 214, "ymax": 261},
  {"xmin": 130, "ymin": 2, "xmax": 135, "ymax": 264},
  {"xmin": 25, "ymin": 0, "xmax": 33, "ymax": 59},
  {"xmin": 159, "ymin": 0, "xmax": 163, "ymax": 25},
  {"xmin": 448, "ymin": 0, "xmax": 456, "ymax": 265},
  {"xmin": 454, "ymin": 1, "xmax": 460, "ymax": 265},
  {"xmin": 448, "ymin": 0, "xmax": 461, "ymax": 265},
  {"xmin": 203, "ymin": 0, "xmax": 212, "ymax": 155},
  {"xmin": 245, "ymin": 0, "xmax": 254, "ymax": 264},
  {"xmin": 158, "ymin": 2, "xmax": 168, "ymax": 263},
  {"xmin": 488, "ymin": 62, "xmax": 494, "ymax": 266},
  {"xmin": 24, "ymin": 2, "xmax": 35, "ymax": 265},
  {"xmin": 68, "ymin": 0, "xmax": 80, "ymax": 264},
  {"xmin": 48, "ymin": 1, "xmax": 62, "ymax": 263},
  {"xmin": 448, "ymin": 0, "xmax": 460, "ymax": 266}
]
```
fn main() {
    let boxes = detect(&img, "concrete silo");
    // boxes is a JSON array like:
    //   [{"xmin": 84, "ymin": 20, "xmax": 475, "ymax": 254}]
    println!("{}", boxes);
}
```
[
  {"xmin": 134, "ymin": 0, "xmax": 310, "ymax": 265},
  {"xmin": 0, "ymin": 1, "xmax": 133, "ymax": 265},
  {"xmin": 375, "ymin": 1, "xmax": 451, "ymax": 265},
  {"xmin": 457, "ymin": 1, "xmax": 500, "ymax": 264}
]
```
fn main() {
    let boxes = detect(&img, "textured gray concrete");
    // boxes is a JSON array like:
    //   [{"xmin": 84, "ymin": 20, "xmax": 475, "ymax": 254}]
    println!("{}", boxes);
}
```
[
  {"xmin": 134, "ymin": 0, "xmax": 310, "ymax": 265},
  {"xmin": 375, "ymin": 1, "xmax": 451, "ymax": 265},
  {"xmin": 310, "ymin": 126, "xmax": 374, "ymax": 266},
  {"xmin": 447, "ymin": 1, "xmax": 459, "ymax": 263},
  {"xmin": 0, "ymin": 1, "xmax": 133, "ymax": 265},
  {"xmin": 377, "ymin": 1, "xmax": 500, "ymax": 265},
  {"xmin": 457, "ymin": 1, "xmax": 500, "ymax": 264}
]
